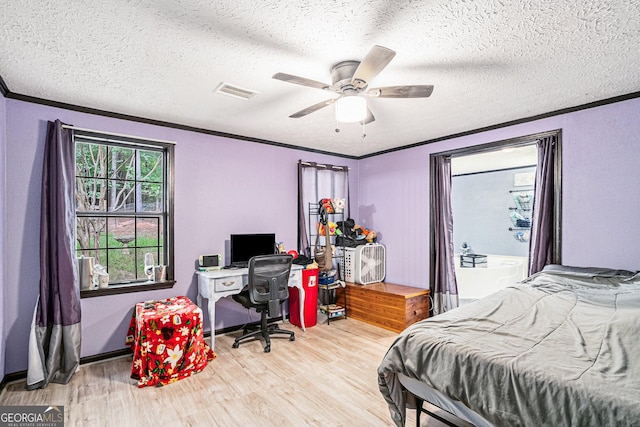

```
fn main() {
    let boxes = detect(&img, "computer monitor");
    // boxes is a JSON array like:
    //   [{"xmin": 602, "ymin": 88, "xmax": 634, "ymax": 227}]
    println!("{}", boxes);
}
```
[{"xmin": 230, "ymin": 233, "xmax": 276, "ymax": 267}]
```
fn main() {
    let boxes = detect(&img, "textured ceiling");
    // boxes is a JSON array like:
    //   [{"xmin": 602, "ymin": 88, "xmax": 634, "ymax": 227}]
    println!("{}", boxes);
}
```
[{"xmin": 2, "ymin": 1, "xmax": 639, "ymax": 157}]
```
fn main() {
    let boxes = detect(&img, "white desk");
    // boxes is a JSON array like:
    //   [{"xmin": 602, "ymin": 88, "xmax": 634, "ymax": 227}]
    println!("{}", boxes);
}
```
[{"xmin": 196, "ymin": 265, "xmax": 304, "ymax": 350}]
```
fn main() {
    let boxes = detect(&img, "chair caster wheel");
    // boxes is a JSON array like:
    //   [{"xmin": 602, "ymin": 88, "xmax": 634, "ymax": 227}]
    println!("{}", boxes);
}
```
[
  {"xmin": 290, "ymin": 336, "xmax": 295, "ymax": 341},
  {"xmin": 232, "ymin": 342, "xmax": 239, "ymax": 349},
  {"xmin": 264, "ymin": 346, "xmax": 271, "ymax": 353}
]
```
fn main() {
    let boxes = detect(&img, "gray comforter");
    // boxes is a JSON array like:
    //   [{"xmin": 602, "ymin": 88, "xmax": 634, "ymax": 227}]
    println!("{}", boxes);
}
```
[{"xmin": 378, "ymin": 267, "xmax": 640, "ymax": 426}]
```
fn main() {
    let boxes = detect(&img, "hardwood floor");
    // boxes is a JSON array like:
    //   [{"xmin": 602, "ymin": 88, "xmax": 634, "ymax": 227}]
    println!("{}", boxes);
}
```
[{"xmin": 0, "ymin": 317, "xmax": 447, "ymax": 427}]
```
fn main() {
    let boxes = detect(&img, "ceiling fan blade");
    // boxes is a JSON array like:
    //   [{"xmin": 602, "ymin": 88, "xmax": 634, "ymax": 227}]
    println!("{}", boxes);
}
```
[
  {"xmin": 272, "ymin": 72, "xmax": 329, "ymax": 90},
  {"xmin": 289, "ymin": 98, "xmax": 337, "ymax": 118},
  {"xmin": 363, "ymin": 108, "xmax": 375, "ymax": 124},
  {"xmin": 351, "ymin": 45, "xmax": 396, "ymax": 89},
  {"xmin": 368, "ymin": 85, "xmax": 434, "ymax": 98}
]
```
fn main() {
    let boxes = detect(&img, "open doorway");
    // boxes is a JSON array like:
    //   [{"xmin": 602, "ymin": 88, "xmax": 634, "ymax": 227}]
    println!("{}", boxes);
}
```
[
  {"xmin": 429, "ymin": 130, "xmax": 562, "ymax": 314},
  {"xmin": 451, "ymin": 144, "xmax": 537, "ymax": 303}
]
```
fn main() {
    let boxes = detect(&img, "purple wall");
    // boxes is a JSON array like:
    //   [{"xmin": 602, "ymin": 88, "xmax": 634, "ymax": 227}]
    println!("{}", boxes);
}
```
[
  {"xmin": 3, "ymin": 95, "xmax": 639, "ymax": 376},
  {"xmin": 0, "ymin": 91, "xmax": 7, "ymax": 380},
  {"xmin": 3, "ymin": 99, "xmax": 358, "ymax": 374},
  {"xmin": 359, "ymin": 97, "xmax": 640, "ymax": 288}
]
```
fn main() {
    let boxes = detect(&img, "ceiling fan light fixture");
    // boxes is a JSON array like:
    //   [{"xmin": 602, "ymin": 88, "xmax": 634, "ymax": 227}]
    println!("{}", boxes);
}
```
[
  {"xmin": 335, "ymin": 95, "xmax": 367, "ymax": 123},
  {"xmin": 273, "ymin": 46, "xmax": 432, "ymax": 125}
]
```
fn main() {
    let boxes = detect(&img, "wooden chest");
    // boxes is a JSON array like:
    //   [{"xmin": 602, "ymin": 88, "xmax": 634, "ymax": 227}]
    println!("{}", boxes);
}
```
[{"xmin": 336, "ymin": 282, "xmax": 430, "ymax": 333}]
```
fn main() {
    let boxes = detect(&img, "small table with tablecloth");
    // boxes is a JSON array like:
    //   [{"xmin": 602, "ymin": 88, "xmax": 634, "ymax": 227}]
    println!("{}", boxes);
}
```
[{"xmin": 126, "ymin": 296, "xmax": 216, "ymax": 387}]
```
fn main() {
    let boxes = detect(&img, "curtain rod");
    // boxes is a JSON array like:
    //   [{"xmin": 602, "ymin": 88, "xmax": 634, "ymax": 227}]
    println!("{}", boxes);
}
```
[
  {"xmin": 299, "ymin": 161, "xmax": 350, "ymax": 170},
  {"xmin": 62, "ymin": 125, "xmax": 176, "ymax": 145}
]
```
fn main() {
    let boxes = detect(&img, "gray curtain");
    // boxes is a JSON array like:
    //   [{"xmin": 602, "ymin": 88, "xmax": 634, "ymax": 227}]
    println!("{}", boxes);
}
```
[
  {"xmin": 528, "ymin": 135, "xmax": 556, "ymax": 275},
  {"xmin": 27, "ymin": 120, "xmax": 82, "ymax": 390},
  {"xmin": 430, "ymin": 155, "xmax": 459, "ymax": 315},
  {"xmin": 297, "ymin": 161, "xmax": 350, "ymax": 258}
]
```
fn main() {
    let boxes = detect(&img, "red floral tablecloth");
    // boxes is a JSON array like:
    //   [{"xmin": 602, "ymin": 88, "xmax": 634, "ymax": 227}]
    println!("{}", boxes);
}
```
[{"xmin": 126, "ymin": 296, "xmax": 216, "ymax": 387}]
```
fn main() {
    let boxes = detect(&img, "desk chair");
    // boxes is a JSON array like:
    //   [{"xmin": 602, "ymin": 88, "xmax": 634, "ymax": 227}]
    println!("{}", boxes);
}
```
[{"xmin": 231, "ymin": 254, "xmax": 295, "ymax": 352}]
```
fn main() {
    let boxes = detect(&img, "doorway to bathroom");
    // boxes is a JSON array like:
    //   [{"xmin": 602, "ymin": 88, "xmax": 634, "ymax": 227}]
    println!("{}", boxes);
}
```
[
  {"xmin": 429, "ymin": 130, "xmax": 562, "ymax": 313},
  {"xmin": 450, "ymin": 144, "xmax": 537, "ymax": 304}
]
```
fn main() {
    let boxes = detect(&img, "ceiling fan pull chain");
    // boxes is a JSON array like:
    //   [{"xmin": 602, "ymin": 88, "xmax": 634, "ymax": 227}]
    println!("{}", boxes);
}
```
[
  {"xmin": 362, "ymin": 121, "xmax": 366, "ymax": 139},
  {"xmin": 335, "ymin": 117, "xmax": 340, "ymax": 133}
]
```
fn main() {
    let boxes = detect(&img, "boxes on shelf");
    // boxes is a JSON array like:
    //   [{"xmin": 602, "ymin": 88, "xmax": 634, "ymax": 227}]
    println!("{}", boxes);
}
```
[
  {"xmin": 318, "ymin": 270, "xmax": 336, "ymax": 285},
  {"xmin": 319, "ymin": 304, "xmax": 346, "ymax": 319},
  {"xmin": 319, "ymin": 286, "xmax": 338, "ymax": 306},
  {"xmin": 460, "ymin": 254, "xmax": 487, "ymax": 268}
]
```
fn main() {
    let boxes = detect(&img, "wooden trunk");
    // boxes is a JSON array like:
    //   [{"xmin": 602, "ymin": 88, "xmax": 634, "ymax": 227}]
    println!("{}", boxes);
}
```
[{"xmin": 336, "ymin": 282, "xmax": 430, "ymax": 333}]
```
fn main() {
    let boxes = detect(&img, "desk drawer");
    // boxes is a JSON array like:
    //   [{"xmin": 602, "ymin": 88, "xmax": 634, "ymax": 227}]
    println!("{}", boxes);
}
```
[{"xmin": 214, "ymin": 276, "xmax": 243, "ymax": 292}]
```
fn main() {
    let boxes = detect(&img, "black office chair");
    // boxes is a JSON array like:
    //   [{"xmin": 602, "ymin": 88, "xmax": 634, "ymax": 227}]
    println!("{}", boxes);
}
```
[{"xmin": 231, "ymin": 254, "xmax": 295, "ymax": 352}]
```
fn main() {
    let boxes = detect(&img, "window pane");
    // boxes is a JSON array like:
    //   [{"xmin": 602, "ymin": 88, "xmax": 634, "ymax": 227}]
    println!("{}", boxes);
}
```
[
  {"xmin": 76, "ymin": 217, "xmax": 107, "ymax": 253},
  {"xmin": 108, "ymin": 248, "xmax": 137, "ymax": 282},
  {"xmin": 141, "ymin": 182, "xmax": 163, "ymax": 212},
  {"xmin": 136, "ymin": 217, "xmax": 160, "ymax": 249},
  {"xmin": 76, "ymin": 142, "xmax": 109, "ymax": 213},
  {"xmin": 109, "ymin": 217, "xmax": 136, "ymax": 250},
  {"xmin": 140, "ymin": 150, "xmax": 163, "ymax": 183},
  {"xmin": 76, "ymin": 142, "xmax": 106, "ymax": 176},
  {"xmin": 76, "ymin": 178, "xmax": 107, "ymax": 212},
  {"xmin": 75, "ymin": 142, "xmax": 90, "ymax": 175},
  {"xmin": 108, "ymin": 180, "xmax": 135, "ymax": 212},
  {"xmin": 108, "ymin": 146, "xmax": 135, "ymax": 180}
]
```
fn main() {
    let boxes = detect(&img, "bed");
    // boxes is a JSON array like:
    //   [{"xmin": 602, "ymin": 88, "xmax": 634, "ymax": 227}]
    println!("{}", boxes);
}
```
[{"xmin": 377, "ymin": 265, "xmax": 640, "ymax": 426}]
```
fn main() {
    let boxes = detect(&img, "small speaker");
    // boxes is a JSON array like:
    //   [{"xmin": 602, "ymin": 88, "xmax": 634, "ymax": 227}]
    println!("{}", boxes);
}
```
[{"xmin": 198, "ymin": 254, "xmax": 222, "ymax": 270}]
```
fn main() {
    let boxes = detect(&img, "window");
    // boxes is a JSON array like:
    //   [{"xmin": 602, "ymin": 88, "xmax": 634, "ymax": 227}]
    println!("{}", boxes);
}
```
[{"xmin": 74, "ymin": 130, "xmax": 175, "ymax": 297}]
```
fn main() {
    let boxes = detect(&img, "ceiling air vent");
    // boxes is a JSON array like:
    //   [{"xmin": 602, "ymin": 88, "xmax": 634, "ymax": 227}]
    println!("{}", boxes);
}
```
[{"xmin": 214, "ymin": 82, "xmax": 258, "ymax": 100}]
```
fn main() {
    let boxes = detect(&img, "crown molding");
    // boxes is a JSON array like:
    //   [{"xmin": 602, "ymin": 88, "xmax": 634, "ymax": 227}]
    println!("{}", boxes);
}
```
[
  {"xmin": 2, "ymin": 73, "xmax": 638, "ymax": 160},
  {"xmin": 0, "ymin": 75, "xmax": 9, "ymax": 97},
  {"xmin": 0, "ymin": 77, "xmax": 357, "ymax": 160},
  {"xmin": 360, "ymin": 91, "xmax": 640, "ymax": 159}
]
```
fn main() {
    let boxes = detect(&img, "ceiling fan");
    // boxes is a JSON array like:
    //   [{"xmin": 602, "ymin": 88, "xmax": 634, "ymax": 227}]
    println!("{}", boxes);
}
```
[{"xmin": 272, "ymin": 45, "xmax": 434, "ymax": 125}]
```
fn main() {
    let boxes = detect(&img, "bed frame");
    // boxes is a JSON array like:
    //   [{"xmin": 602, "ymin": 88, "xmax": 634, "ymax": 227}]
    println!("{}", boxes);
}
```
[
  {"xmin": 413, "ymin": 397, "xmax": 474, "ymax": 427},
  {"xmin": 398, "ymin": 372, "xmax": 493, "ymax": 427}
]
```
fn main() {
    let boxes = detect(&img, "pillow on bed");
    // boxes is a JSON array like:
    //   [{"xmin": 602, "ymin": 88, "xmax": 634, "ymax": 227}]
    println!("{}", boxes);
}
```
[{"xmin": 542, "ymin": 264, "xmax": 637, "ymax": 277}]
